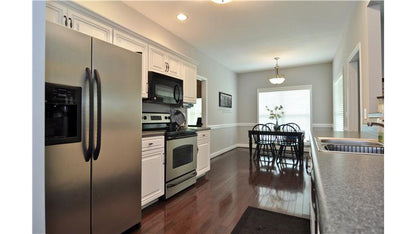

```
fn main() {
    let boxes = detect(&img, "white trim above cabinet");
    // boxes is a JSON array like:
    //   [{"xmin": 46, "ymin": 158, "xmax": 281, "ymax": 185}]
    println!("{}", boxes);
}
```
[{"xmin": 113, "ymin": 30, "xmax": 149, "ymax": 98}]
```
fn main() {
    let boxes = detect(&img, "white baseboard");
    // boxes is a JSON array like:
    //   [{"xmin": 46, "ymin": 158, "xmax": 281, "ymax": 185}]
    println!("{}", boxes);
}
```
[
  {"xmin": 210, "ymin": 144, "xmax": 239, "ymax": 158},
  {"xmin": 236, "ymin": 143, "xmax": 310, "ymax": 153},
  {"xmin": 210, "ymin": 142, "xmax": 311, "ymax": 159}
]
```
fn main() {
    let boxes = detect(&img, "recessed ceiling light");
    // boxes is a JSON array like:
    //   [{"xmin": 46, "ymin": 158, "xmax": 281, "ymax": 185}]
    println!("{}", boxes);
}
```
[
  {"xmin": 177, "ymin": 13, "xmax": 188, "ymax": 21},
  {"xmin": 212, "ymin": 0, "xmax": 232, "ymax": 4}
]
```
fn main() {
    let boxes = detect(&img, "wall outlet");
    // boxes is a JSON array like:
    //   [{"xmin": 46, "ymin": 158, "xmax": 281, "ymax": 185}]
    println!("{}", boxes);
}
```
[{"xmin": 364, "ymin": 108, "xmax": 367, "ymax": 119}]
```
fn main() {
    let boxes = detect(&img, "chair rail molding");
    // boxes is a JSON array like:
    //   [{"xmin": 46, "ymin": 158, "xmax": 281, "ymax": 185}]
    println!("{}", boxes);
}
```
[{"xmin": 208, "ymin": 122, "xmax": 333, "ymax": 129}]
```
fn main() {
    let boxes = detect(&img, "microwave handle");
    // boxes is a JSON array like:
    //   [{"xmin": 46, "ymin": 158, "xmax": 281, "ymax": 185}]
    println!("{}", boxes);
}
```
[{"xmin": 173, "ymin": 84, "xmax": 181, "ymax": 104}]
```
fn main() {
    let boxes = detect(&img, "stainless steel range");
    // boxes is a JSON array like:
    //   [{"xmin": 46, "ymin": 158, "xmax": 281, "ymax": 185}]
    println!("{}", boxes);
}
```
[{"xmin": 142, "ymin": 112, "xmax": 197, "ymax": 199}]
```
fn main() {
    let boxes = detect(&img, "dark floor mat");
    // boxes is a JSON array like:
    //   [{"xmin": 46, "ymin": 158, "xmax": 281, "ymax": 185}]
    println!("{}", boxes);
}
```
[{"xmin": 232, "ymin": 206, "xmax": 310, "ymax": 234}]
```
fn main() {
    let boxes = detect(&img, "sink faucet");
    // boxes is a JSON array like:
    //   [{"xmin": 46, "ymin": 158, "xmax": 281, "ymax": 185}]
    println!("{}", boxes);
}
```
[{"xmin": 367, "ymin": 122, "xmax": 384, "ymax": 128}]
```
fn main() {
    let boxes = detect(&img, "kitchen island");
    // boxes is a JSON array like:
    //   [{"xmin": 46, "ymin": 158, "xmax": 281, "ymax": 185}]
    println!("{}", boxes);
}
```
[{"xmin": 310, "ymin": 128, "xmax": 383, "ymax": 233}]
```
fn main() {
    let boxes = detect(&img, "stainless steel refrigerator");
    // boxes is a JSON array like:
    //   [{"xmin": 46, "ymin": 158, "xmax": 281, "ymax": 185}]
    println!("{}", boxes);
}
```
[{"xmin": 45, "ymin": 22, "xmax": 142, "ymax": 233}]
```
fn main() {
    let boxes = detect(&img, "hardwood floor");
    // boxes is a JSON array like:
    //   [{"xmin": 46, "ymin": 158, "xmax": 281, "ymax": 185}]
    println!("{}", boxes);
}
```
[{"xmin": 132, "ymin": 148, "xmax": 311, "ymax": 233}]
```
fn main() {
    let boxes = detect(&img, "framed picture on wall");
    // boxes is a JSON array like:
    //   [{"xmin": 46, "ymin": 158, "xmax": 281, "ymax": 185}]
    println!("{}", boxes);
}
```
[{"xmin": 219, "ymin": 92, "xmax": 232, "ymax": 108}]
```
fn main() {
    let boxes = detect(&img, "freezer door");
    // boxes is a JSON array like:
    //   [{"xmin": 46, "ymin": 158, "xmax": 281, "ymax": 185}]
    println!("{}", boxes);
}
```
[
  {"xmin": 91, "ymin": 38, "xmax": 142, "ymax": 233},
  {"xmin": 45, "ymin": 22, "xmax": 91, "ymax": 233}
]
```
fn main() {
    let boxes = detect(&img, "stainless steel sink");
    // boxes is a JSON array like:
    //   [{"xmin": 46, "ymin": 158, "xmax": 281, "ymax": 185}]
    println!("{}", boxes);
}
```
[{"xmin": 315, "ymin": 137, "xmax": 384, "ymax": 155}]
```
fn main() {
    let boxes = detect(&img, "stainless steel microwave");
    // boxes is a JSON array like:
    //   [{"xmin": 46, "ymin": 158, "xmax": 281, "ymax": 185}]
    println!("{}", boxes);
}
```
[{"xmin": 145, "ymin": 71, "xmax": 183, "ymax": 106}]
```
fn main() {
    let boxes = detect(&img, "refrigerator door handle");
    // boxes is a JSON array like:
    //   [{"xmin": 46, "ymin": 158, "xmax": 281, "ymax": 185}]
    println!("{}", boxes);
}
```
[
  {"xmin": 93, "ymin": 69, "xmax": 102, "ymax": 160},
  {"xmin": 85, "ymin": 67, "xmax": 94, "ymax": 162}
]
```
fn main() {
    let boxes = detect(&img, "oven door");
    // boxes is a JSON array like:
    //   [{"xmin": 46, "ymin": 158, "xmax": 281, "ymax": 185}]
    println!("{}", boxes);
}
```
[{"xmin": 166, "ymin": 136, "xmax": 197, "ymax": 182}]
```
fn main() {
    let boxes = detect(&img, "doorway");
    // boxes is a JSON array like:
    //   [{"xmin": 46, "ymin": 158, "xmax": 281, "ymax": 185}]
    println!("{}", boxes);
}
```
[
  {"xmin": 187, "ymin": 75, "xmax": 208, "ymax": 127},
  {"xmin": 346, "ymin": 44, "xmax": 362, "ymax": 132}
]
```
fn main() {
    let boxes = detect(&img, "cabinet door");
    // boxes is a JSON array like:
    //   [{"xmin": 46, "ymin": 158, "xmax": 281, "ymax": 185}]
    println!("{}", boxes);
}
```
[
  {"xmin": 149, "ymin": 46, "xmax": 166, "ymax": 74},
  {"xmin": 197, "ymin": 142, "xmax": 210, "ymax": 176},
  {"xmin": 45, "ymin": 2, "xmax": 67, "ymax": 26},
  {"xmin": 183, "ymin": 61, "xmax": 197, "ymax": 104},
  {"xmin": 166, "ymin": 54, "xmax": 182, "ymax": 78},
  {"xmin": 68, "ymin": 9, "xmax": 113, "ymax": 43},
  {"xmin": 114, "ymin": 30, "xmax": 149, "ymax": 98},
  {"xmin": 142, "ymin": 151, "xmax": 164, "ymax": 207}
]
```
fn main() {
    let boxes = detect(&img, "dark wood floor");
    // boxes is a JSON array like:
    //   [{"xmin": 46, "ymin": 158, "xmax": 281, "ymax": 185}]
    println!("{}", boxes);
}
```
[{"xmin": 132, "ymin": 148, "xmax": 310, "ymax": 233}]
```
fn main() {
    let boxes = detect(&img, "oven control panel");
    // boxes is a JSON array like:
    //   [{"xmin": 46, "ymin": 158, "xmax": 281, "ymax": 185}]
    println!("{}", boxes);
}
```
[{"xmin": 142, "ymin": 112, "xmax": 170, "ymax": 124}]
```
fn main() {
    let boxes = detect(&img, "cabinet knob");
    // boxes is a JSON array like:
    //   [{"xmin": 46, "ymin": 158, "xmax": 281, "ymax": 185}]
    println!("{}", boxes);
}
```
[
  {"xmin": 63, "ymin": 15, "xmax": 67, "ymax": 26},
  {"xmin": 148, "ymin": 143, "xmax": 153, "ymax": 146}
]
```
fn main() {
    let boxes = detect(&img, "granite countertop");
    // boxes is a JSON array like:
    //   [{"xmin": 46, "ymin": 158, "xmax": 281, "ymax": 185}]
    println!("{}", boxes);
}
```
[
  {"xmin": 311, "ymin": 128, "xmax": 384, "ymax": 233},
  {"xmin": 188, "ymin": 127, "xmax": 211, "ymax": 131},
  {"xmin": 142, "ymin": 130, "xmax": 166, "ymax": 138}
]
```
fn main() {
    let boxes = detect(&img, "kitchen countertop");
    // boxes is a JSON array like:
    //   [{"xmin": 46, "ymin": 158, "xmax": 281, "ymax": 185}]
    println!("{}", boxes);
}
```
[
  {"xmin": 188, "ymin": 127, "xmax": 211, "ymax": 131},
  {"xmin": 311, "ymin": 128, "xmax": 383, "ymax": 233},
  {"xmin": 142, "ymin": 130, "xmax": 166, "ymax": 138}
]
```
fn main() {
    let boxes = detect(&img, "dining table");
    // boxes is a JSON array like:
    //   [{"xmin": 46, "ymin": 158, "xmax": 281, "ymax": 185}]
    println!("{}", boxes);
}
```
[{"xmin": 248, "ymin": 129, "xmax": 305, "ymax": 164}]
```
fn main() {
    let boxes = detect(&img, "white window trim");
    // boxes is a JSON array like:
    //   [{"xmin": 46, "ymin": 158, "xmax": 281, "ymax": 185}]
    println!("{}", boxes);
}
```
[{"xmin": 256, "ymin": 85, "xmax": 313, "ymax": 131}]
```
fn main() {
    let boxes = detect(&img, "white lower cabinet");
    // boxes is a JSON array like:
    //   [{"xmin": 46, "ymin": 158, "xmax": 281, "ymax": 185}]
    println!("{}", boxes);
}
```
[
  {"xmin": 196, "ymin": 130, "xmax": 211, "ymax": 177},
  {"xmin": 141, "ymin": 136, "xmax": 164, "ymax": 207}
]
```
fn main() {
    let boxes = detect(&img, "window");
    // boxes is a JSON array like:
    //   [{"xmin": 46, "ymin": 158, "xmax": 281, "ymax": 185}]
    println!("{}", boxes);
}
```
[
  {"xmin": 333, "ymin": 75, "xmax": 344, "ymax": 131},
  {"xmin": 187, "ymin": 98, "xmax": 202, "ymax": 126},
  {"xmin": 257, "ymin": 86, "xmax": 311, "ymax": 141}
]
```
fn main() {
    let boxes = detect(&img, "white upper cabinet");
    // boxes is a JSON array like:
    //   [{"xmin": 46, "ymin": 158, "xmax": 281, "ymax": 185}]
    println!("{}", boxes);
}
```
[
  {"xmin": 165, "ymin": 54, "xmax": 181, "ymax": 78},
  {"xmin": 45, "ymin": 1, "xmax": 198, "ymax": 100},
  {"xmin": 67, "ymin": 9, "xmax": 113, "ymax": 43},
  {"xmin": 46, "ymin": 2, "xmax": 112, "ymax": 43},
  {"xmin": 183, "ymin": 61, "xmax": 197, "ymax": 104},
  {"xmin": 114, "ymin": 30, "xmax": 149, "ymax": 98},
  {"xmin": 45, "ymin": 2, "xmax": 67, "ymax": 26},
  {"xmin": 148, "ymin": 45, "xmax": 182, "ymax": 79},
  {"xmin": 149, "ymin": 46, "xmax": 167, "ymax": 74}
]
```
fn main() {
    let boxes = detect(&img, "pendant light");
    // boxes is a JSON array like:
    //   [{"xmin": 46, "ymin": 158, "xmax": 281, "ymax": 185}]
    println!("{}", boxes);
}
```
[{"xmin": 269, "ymin": 57, "xmax": 285, "ymax": 85}]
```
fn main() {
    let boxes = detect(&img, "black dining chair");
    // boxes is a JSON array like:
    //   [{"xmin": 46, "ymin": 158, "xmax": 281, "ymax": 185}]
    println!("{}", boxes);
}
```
[
  {"xmin": 285, "ymin": 122, "xmax": 301, "ymax": 132},
  {"xmin": 276, "ymin": 124, "xmax": 299, "ymax": 165},
  {"xmin": 265, "ymin": 122, "xmax": 277, "ymax": 131},
  {"xmin": 251, "ymin": 124, "xmax": 277, "ymax": 163}
]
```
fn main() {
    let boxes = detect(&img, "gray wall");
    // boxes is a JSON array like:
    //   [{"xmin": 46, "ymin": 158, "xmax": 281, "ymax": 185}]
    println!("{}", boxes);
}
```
[
  {"xmin": 237, "ymin": 62, "xmax": 333, "ymax": 144},
  {"xmin": 33, "ymin": 1, "xmax": 45, "ymax": 233},
  {"xmin": 75, "ymin": 1, "xmax": 239, "ymax": 155},
  {"xmin": 332, "ymin": 1, "xmax": 383, "ymax": 121}
]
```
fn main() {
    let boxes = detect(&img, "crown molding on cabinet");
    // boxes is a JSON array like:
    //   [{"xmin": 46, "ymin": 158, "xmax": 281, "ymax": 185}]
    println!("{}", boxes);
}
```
[{"xmin": 64, "ymin": 1, "xmax": 199, "ymax": 66}]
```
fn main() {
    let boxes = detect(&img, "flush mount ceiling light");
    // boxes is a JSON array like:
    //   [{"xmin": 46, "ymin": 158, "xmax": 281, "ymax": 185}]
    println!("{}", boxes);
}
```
[
  {"xmin": 212, "ymin": 0, "xmax": 232, "ymax": 4},
  {"xmin": 269, "ymin": 57, "xmax": 286, "ymax": 85},
  {"xmin": 177, "ymin": 13, "xmax": 188, "ymax": 21}
]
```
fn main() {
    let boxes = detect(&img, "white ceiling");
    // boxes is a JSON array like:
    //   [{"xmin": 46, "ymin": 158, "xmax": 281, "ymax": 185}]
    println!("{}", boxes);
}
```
[{"xmin": 124, "ymin": 1, "xmax": 358, "ymax": 73}]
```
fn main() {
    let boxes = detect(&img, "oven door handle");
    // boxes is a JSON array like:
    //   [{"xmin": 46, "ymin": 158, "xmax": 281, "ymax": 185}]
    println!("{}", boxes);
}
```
[{"xmin": 166, "ymin": 171, "xmax": 197, "ymax": 188}]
